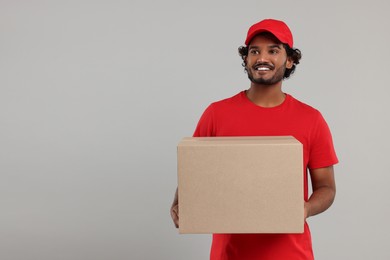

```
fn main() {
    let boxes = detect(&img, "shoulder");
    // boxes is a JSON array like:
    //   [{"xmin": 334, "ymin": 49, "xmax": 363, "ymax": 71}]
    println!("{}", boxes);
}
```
[
  {"xmin": 211, "ymin": 91, "xmax": 244, "ymax": 105},
  {"xmin": 195, "ymin": 92, "xmax": 243, "ymax": 137},
  {"xmin": 287, "ymin": 94, "xmax": 322, "ymax": 119},
  {"xmin": 197, "ymin": 91, "xmax": 244, "ymax": 121},
  {"xmin": 208, "ymin": 91, "xmax": 245, "ymax": 110}
]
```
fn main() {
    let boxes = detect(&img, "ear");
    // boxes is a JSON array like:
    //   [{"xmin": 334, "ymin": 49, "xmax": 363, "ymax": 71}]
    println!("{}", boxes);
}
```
[{"xmin": 286, "ymin": 57, "xmax": 293, "ymax": 69}]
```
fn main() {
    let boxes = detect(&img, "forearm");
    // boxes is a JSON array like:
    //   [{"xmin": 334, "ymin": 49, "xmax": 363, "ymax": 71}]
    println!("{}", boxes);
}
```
[{"xmin": 305, "ymin": 186, "xmax": 336, "ymax": 219}]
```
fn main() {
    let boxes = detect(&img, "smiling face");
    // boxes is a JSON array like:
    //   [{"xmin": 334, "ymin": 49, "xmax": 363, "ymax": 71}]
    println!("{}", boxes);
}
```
[{"xmin": 245, "ymin": 33, "xmax": 293, "ymax": 86}]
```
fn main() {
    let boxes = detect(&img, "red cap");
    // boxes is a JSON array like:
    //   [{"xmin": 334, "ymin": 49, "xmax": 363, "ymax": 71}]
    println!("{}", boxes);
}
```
[{"xmin": 245, "ymin": 19, "xmax": 293, "ymax": 48}]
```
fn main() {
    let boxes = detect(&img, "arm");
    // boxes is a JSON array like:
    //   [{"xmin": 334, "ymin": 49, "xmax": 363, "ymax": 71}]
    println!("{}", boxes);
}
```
[
  {"xmin": 304, "ymin": 166, "xmax": 336, "ymax": 219},
  {"xmin": 170, "ymin": 187, "xmax": 179, "ymax": 228},
  {"xmin": 171, "ymin": 105, "xmax": 213, "ymax": 228}
]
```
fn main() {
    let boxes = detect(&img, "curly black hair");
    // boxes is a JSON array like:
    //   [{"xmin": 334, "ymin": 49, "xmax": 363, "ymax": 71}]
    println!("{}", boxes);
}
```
[{"xmin": 238, "ymin": 43, "xmax": 302, "ymax": 79}]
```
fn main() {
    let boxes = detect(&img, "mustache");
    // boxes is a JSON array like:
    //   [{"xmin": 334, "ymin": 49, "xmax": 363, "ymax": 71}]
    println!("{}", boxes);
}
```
[{"xmin": 253, "ymin": 62, "xmax": 274, "ymax": 70}]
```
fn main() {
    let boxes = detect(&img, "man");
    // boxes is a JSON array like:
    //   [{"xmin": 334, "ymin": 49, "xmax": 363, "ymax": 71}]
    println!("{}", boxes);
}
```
[{"xmin": 171, "ymin": 19, "xmax": 338, "ymax": 259}]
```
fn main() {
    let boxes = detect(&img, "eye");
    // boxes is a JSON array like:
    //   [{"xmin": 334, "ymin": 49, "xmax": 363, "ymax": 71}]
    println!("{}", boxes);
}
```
[
  {"xmin": 249, "ymin": 49, "xmax": 259, "ymax": 55},
  {"xmin": 269, "ymin": 49, "xmax": 279, "ymax": 55}
]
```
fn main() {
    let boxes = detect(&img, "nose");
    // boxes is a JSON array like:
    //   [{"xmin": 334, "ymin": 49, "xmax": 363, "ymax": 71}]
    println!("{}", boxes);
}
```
[{"xmin": 256, "ymin": 52, "xmax": 269, "ymax": 63}]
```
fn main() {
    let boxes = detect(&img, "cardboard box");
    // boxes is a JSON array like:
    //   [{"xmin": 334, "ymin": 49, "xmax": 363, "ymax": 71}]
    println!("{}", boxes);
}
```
[{"xmin": 177, "ymin": 136, "xmax": 303, "ymax": 234}]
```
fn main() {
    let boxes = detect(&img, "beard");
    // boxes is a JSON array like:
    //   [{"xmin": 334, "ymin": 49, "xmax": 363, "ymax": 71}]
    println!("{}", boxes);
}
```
[{"xmin": 247, "ymin": 62, "xmax": 287, "ymax": 85}]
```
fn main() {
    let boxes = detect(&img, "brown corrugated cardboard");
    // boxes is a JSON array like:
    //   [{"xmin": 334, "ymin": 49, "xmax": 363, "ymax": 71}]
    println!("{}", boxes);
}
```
[{"xmin": 177, "ymin": 136, "xmax": 303, "ymax": 234}]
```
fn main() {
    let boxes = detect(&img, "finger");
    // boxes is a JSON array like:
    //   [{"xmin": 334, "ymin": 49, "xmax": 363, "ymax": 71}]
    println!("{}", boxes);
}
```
[
  {"xmin": 172, "ymin": 214, "xmax": 179, "ymax": 228},
  {"xmin": 174, "ymin": 219, "xmax": 179, "ymax": 228},
  {"xmin": 170, "ymin": 208, "xmax": 179, "ymax": 228}
]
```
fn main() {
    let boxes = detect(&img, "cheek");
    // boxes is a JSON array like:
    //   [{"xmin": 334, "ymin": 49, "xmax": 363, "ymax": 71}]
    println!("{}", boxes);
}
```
[
  {"xmin": 246, "ymin": 55, "xmax": 258, "ymax": 65},
  {"xmin": 245, "ymin": 57, "xmax": 252, "ymax": 66}
]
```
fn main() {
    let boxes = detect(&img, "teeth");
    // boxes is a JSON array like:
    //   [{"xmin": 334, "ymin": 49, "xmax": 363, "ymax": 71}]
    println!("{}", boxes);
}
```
[{"xmin": 256, "ymin": 67, "xmax": 270, "ymax": 71}]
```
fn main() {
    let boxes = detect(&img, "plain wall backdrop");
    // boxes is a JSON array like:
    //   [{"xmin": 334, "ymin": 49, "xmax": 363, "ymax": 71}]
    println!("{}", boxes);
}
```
[{"xmin": 1, "ymin": 0, "xmax": 390, "ymax": 259}]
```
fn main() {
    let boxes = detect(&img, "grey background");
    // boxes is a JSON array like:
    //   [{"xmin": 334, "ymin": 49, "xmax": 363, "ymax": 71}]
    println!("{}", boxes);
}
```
[{"xmin": 1, "ymin": 0, "xmax": 389, "ymax": 259}]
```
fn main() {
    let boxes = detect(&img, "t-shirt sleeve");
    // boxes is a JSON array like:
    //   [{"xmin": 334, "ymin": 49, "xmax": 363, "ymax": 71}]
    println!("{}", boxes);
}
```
[
  {"xmin": 193, "ymin": 104, "xmax": 215, "ymax": 137},
  {"xmin": 308, "ymin": 112, "xmax": 339, "ymax": 169}
]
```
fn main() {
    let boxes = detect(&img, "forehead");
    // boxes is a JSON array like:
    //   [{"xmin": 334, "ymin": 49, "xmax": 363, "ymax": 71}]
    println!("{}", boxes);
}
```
[{"xmin": 248, "ymin": 33, "xmax": 283, "ymax": 48}]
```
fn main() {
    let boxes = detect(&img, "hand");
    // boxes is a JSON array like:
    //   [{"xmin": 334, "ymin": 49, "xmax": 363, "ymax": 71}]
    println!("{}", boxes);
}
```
[
  {"xmin": 170, "ymin": 203, "xmax": 179, "ymax": 228},
  {"xmin": 170, "ymin": 188, "xmax": 179, "ymax": 228}
]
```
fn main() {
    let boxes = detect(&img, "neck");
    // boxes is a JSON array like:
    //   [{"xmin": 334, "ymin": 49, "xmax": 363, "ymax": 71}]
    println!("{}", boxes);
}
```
[{"xmin": 246, "ymin": 82, "xmax": 285, "ymax": 107}]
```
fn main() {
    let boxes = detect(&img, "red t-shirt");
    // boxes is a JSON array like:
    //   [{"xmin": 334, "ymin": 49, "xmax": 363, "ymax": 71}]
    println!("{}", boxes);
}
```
[{"xmin": 193, "ymin": 91, "xmax": 338, "ymax": 260}]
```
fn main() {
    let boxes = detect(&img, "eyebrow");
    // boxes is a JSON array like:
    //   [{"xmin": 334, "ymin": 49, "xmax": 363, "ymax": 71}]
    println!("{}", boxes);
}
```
[
  {"xmin": 249, "ymin": 44, "xmax": 282, "ymax": 50},
  {"xmin": 268, "ymin": 44, "xmax": 282, "ymax": 49}
]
